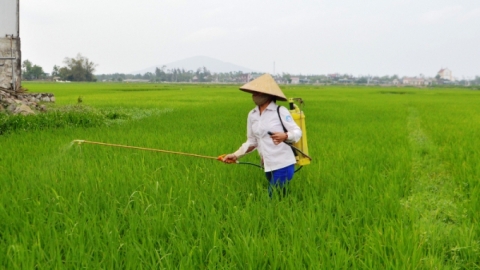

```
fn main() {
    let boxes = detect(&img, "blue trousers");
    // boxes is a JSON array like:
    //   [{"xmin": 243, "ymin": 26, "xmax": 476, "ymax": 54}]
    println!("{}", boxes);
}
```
[{"xmin": 265, "ymin": 164, "xmax": 295, "ymax": 197}]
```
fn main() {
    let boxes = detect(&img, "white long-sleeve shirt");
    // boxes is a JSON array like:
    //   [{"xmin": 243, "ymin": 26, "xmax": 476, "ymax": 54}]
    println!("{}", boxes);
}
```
[{"xmin": 237, "ymin": 101, "xmax": 302, "ymax": 172}]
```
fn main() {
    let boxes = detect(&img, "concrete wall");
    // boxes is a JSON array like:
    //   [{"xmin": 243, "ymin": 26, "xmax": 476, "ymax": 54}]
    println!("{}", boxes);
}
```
[{"xmin": 0, "ymin": 37, "xmax": 21, "ymax": 91}]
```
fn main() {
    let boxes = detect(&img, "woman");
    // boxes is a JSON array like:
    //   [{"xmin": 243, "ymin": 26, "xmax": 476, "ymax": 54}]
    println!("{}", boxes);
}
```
[{"xmin": 223, "ymin": 73, "xmax": 302, "ymax": 196}]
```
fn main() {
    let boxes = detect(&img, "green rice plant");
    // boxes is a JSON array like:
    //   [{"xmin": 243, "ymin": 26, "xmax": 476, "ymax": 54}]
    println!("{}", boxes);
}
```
[
  {"xmin": 0, "ymin": 83, "xmax": 479, "ymax": 269},
  {"xmin": 0, "ymin": 105, "xmax": 105, "ymax": 135}
]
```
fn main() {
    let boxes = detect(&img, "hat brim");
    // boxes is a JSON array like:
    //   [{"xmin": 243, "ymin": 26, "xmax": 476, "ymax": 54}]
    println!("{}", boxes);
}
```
[
  {"xmin": 239, "ymin": 73, "xmax": 288, "ymax": 101},
  {"xmin": 239, "ymin": 88, "xmax": 287, "ymax": 101}
]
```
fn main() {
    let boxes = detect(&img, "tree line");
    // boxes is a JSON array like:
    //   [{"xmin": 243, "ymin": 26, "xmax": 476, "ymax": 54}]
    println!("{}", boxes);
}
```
[
  {"xmin": 96, "ymin": 66, "xmax": 245, "ymax": 83},
  {"xmin": 22, "ymin": 54, "xmax": 97, "ymax": 82},
  {"xmin": 21, "ymin": 55, "xmax": 480, "ymax": 86}
]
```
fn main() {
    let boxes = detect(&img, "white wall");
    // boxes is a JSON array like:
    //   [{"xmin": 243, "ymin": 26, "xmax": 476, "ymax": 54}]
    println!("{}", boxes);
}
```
[{"xmin": 0, "ymin": 0, "xmax": 19, "ymax": 37}]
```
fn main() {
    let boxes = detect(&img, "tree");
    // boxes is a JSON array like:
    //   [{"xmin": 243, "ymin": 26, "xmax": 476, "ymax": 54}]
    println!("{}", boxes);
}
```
[
  {"xmin": 51, "ymin": 65, "xmax": 60, "ymax": 78},
  {"xmin": 195, "ymin": 66, "xmax": 211, "ymax": 82},
  {"xmin": 22, "ymin": 60, "xmax": 32, "ymax": 76},
  {"xmin": 356, "ymin": 77, "xmax": 368, "ymax": 84},
  {"xmin": 143, "ymin": 72, "xmax": 154, "ymax": 81},
  {"xmin": 282, "ymin": 73, "xmax": 292, "ymax": 84},
  {"xmin": 31, "ymin": 65, "xmax": 45, "ymax": 79},
  {"xmin": 22, "ymin": 60, "xmax": 45, "ymax": 80},
  {"xmin": 58, "ymin": 54, "xmax": 97, "ymax": 82}
]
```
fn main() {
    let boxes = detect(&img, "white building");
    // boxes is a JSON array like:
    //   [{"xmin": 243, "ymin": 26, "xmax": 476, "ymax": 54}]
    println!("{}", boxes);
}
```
[
  {"xmin": 290, "ymin": 76, "xmax": 300, "ymax": 84},
  {"xmin": 437, "ymin": 68, "xmax": 453, "ymax": 81},
  {"xmin": 402, "ymin": 77, "xmax": 431, "ymax": 86}
]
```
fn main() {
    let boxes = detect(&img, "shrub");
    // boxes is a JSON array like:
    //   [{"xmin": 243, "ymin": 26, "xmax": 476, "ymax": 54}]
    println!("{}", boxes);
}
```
[{"xmin": 0, "ymin": 105, "xmax": 108, "ymax": 135}]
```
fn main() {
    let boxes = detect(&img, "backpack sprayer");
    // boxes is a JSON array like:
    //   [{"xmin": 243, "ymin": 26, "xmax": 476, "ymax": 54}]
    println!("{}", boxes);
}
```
[
  {"xmin": 287, "ymin": 97, "xmax": 311, "ymax": 166},
  {"xmin": 72, "ymin": 97, "xmax": 311, "ymax": 170}
]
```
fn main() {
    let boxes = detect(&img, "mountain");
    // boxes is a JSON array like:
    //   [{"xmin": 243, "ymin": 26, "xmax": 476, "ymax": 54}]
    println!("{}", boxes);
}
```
[{"xmin": 131, "ymin": 56, "xmax": 256, "ymax": 74}]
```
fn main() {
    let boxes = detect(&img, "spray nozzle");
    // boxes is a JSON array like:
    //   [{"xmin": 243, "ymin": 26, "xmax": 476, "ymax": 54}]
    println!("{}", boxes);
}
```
[{"xmin": 293, "ymin": 98, "xmax": 304, "ymax": 105}]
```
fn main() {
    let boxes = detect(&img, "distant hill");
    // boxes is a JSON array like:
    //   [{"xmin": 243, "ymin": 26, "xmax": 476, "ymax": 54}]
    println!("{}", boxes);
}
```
[{"xmin": 131, "ymin": 56, "xmax": 256, "ymax": 74}]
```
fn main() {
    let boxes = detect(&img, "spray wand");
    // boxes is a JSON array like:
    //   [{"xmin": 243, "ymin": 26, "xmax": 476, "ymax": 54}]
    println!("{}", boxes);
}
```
[{"xmin": 72, "ymin": 140, "xmax": 263, "ymax": 169}]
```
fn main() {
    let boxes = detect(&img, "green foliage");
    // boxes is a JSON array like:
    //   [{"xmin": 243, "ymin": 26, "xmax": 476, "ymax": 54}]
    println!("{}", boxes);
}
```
[
  {"xmin": 356, "ymin": 77, "xmax": 368, "ymax": 84},
  {"xmin": 51, "ymin": 65, "xmax": 60, "ymax": 77},
  {"xmin": 282, "ymin": 72, "xmax": 292, "ymax": 83},
  {"xmin": 22, "ymin": 59, "xmax": 46, "ymax": 80},
  {"xmin": 58, "ymin": 54, "xmax": 97, "ymax": 82},
  {"xmin": 97, "ymin": 68, "xmax": 247, "ymax": 83},
  {"xmin": 1, "ymin": 83, "xmax": 480, "ymax": 268},
  {"xmin": 0, "ymin": 105, "xmax": 106, "ymax": 135}
]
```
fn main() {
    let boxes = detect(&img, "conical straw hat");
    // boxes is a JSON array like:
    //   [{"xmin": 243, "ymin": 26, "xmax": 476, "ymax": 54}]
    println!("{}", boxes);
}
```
[{"xmin": 239, "ymin": 73, "xmax": 287, "ymax": 101}]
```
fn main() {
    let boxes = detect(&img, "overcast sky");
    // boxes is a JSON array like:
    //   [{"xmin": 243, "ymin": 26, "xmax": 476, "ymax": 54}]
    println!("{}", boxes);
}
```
[{"xmin": 21, "ymin": 0, "xmax": 480, "ymax": 78}]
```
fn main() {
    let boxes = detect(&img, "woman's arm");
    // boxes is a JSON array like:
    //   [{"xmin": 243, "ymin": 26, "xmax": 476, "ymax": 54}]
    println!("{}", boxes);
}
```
[{"xmin": 223, "ymin": 113, "xmax": 258, "ymax": 163}]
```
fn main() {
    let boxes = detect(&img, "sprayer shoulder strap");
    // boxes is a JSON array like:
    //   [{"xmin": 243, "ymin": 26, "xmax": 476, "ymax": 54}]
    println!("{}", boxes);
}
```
[
  {"xmin": 277, "ymin": 106, "xmax": 297, "ymax": 157},
  {"xmin": 276, "ymin": 106, "xmax": 288, "ymax": 133}
]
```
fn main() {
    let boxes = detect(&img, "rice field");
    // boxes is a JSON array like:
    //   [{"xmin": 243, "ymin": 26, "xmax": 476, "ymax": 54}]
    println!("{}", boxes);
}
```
[{"xmin": 1, "ymin": 82, "xmax": 479, "ymax": 269}]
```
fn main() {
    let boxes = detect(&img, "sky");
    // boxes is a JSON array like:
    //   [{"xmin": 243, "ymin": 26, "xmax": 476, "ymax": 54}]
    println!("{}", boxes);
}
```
[{"xmin": 20, "ymin": 0, "xmax": 480, "ymax": 78}]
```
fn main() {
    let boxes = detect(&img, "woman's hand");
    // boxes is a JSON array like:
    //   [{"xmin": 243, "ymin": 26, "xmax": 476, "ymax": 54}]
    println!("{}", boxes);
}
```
[
  {"xmin": 222, "ymin": 154, "xmax": 237, "ymax": 163},
  {"xmin": 269, "ymin": 132, "xmax": 288, "ymax": 145}
]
